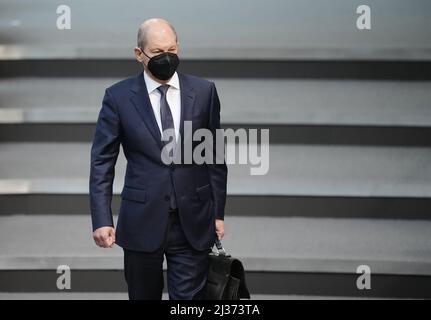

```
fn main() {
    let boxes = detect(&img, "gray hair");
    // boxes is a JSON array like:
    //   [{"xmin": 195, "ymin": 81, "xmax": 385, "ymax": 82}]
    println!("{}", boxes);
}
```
[{"xmin": 137, "ymin": 20, "xmax": 178, "ymax": 50}]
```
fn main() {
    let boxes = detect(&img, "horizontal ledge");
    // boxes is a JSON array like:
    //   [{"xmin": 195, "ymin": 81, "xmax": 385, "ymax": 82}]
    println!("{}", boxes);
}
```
[
  {"xmin": 2, "ymin": 195, "xmax": 430, "ymax": 219},
  {"xmin": 1, "ymin": 270, "xmax": 429, "ymax": 297},
  {"xmin": 0, "ymin": 182, "xmax": 430, "ymax": 199},
  {"xmin": 1, "ymin": 60, "xmax": 430, "ymax": 79},
  {"xmin": 1, "ymin": 124, "xmax": 430, "ymax": 147},
  {"xmin": 2, "ymin": 45, "xmax": 431, "ymax": 61},
  {"xmin": 1, "ymin": 256, "xmax": 430, "ymax": 276},
  {"xmin": 1, "ymin": 109, "xmax": 431, "ymax": 128}
]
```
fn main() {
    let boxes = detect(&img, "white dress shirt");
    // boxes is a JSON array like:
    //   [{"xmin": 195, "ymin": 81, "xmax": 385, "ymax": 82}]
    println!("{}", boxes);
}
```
[{"xmin": 143, "ymin": 69, "xmax": 181, "ymax": 143}]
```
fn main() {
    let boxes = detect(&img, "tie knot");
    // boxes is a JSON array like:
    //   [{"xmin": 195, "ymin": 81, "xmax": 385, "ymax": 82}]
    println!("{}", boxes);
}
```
[{"xmin": 157, "ymin": 84, "xmax": 170, "ymax": 96}]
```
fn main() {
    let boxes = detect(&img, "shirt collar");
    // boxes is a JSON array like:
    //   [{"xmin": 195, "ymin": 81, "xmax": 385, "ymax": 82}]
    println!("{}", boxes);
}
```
[{"xmin": 143, "ymin": 69, "xmax": 180, "ymax": 94}]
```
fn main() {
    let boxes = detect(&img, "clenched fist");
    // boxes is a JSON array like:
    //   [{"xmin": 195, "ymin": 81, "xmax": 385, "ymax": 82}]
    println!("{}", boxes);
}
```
[{"xmin": 93, "ymin": 226, "xmax": 116, "ymax": 248}]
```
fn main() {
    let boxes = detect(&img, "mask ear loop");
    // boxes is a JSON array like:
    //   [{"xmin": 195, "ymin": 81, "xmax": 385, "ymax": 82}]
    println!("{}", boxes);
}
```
[{"xmin": 140, "ymin": 47, "xmax": 151, "ymax": 59}]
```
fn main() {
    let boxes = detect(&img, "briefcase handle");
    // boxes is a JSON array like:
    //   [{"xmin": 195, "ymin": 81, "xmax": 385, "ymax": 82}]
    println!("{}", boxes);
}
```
[{"xmin": 214, "ymin": 237, "xmax": 230, "ymax": 257}]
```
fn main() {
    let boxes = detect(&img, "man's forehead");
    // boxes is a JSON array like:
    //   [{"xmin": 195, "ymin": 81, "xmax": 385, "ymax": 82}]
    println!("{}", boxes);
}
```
[
  {"xmin": 146, "ymin": 29, "xmax": 176, "ymax": 45},
  {"xmin": 146, "ymin": 33, "xmax": 177, "ymax": 48},
  {"xmin": 146, "ymin": 25, "xmax": 175, "ymax": 38}
]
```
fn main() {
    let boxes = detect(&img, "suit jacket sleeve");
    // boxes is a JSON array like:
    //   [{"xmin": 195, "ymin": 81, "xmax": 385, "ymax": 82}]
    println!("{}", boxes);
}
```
[
  {"xmin": 208, "ymin": 82, "xmax": 228, "ymax": 220},
  {"xmin": 89, "ymin": 88, "xmax": 122, "ymax": 231}
]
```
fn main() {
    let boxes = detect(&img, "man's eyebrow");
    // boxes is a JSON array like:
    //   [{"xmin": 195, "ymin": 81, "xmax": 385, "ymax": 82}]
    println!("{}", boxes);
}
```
[{"xmin": 149, "ymin": 46, "xmax": 177, "ymax": 53}]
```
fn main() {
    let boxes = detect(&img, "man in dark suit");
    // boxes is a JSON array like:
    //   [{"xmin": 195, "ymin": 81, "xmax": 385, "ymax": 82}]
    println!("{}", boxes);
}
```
[{"xmin": 89, "ymin": 18, "xmax": 227, "ymax": 300}]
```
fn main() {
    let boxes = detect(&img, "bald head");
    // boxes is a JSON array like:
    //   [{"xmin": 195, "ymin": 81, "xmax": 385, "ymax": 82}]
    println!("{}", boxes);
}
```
[{"xmin": 137, "ymin": 18, "xmax": 178, "ymax": 50}]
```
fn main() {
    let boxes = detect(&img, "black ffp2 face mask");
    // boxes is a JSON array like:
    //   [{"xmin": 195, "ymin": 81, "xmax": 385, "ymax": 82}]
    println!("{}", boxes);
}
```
[{"xmin": 141, "ymin": 49, "xmax": 180, "ymax": 81}]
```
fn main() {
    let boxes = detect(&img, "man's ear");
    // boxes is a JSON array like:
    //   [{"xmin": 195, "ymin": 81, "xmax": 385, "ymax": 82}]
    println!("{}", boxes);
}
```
[{"xmin": 134, "ymin": 47, "xmax": 144, "ymax": 63}]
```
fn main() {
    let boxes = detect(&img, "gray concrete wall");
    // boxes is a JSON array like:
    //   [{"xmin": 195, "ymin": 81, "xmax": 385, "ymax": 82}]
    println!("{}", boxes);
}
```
[{"xmin": 1, "ymin": 0, "xmax": 430, "ymax": 60}]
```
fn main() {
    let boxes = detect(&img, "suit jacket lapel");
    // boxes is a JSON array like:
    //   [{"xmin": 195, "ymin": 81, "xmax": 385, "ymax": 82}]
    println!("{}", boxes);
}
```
[
  {"xmin": 176, "ymin": 73, "xmax": 196, "ymax": 163},
  {"xmin": 178, "ymin": 72, "xmax": 196, "ymax": 146},
  {"xmin": 129, "ymin": 73, "xmax": 164, "ymax": 150}
]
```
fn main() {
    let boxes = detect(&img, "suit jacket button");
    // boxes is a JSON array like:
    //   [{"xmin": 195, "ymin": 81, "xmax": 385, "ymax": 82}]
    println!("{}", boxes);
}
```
[{"xmin": 164, "ymin": 195, "xmax": 170, "ymax": 201}]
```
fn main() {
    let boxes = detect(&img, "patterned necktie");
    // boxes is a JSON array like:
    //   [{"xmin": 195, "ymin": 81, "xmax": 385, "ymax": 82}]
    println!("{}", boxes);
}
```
[
  {"xmin": 157, "ymin": 84, "xmax": 177, "ymax": 209},
  {"xmin": 157, "ymin": 84, "xmax": 176, "ymax": 152}
]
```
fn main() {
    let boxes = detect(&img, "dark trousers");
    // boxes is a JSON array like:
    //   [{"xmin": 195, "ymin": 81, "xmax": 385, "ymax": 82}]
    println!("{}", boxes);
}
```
[{"xmin": 123, "ymin": 208, "xmax": 211, "ymax": 300}]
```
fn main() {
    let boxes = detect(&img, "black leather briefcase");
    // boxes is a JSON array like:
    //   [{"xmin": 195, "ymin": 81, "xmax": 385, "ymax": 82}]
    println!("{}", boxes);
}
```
[{"xmin": 204, "ymin": 238, "xmax": 251, "ymax": 300}]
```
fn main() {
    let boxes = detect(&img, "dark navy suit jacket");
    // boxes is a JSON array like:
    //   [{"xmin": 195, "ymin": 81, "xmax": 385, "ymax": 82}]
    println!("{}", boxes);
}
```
[{"xmin": 89, "ymin": 72, "xmax": 227, "ymax": 252}]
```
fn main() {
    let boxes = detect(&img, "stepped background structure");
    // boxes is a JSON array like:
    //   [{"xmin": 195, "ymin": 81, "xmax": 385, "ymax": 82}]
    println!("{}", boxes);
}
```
[{"xmin": 0, "ymin": 0, "xmax": 430, "ymax": 299}]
